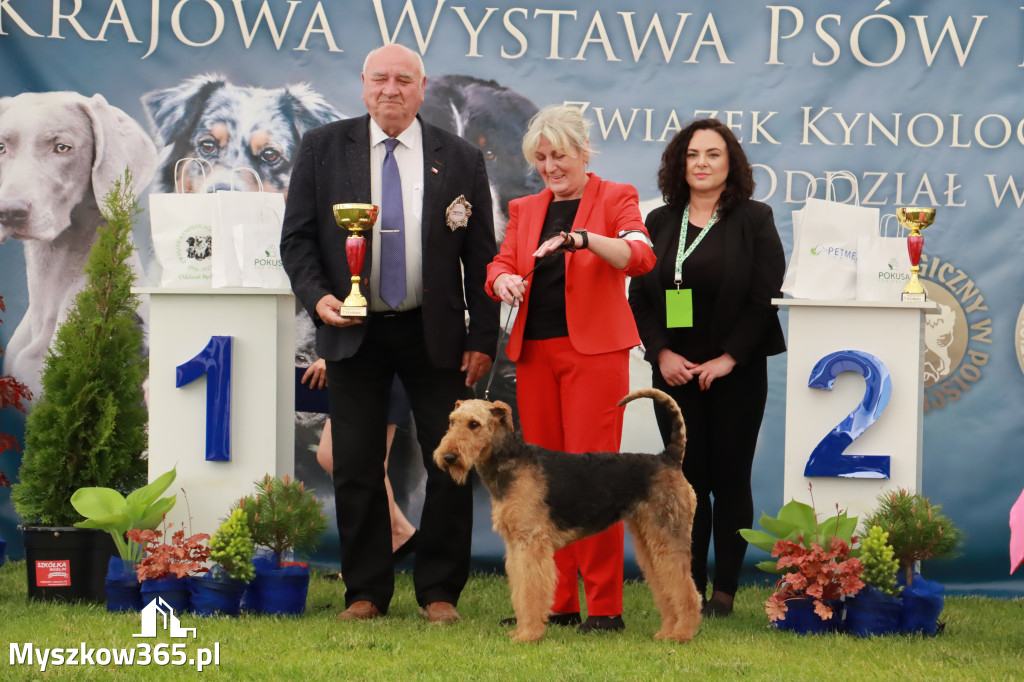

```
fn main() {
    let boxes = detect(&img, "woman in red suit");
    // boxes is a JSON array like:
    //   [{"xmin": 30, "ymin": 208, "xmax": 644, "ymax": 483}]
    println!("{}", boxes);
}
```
[{"xmin": 486, "ymin": 105, "xmax": 655, "ymax": 633}]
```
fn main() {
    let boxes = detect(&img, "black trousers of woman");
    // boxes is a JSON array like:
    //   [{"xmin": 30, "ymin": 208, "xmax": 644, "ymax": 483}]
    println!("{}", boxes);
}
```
[{"xmin": 652, "ymin": 356, "xmax": 768, "ymax": 598}]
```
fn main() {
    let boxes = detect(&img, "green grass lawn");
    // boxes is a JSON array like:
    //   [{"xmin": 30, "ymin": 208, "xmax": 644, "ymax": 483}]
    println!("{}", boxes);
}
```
[{"xmin": 2, "ymin": 563, "xmax": 1023, "ymax": 681}]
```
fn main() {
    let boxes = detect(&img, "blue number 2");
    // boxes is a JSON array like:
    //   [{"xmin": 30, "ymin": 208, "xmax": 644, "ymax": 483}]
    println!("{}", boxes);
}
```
[
  {"xmin": 804, "ymin": 350, "xmax": 891, "ymax": 479},
  {"xmin": 176, "ymin": 336, "xmax": 232, "ymax": 462}
]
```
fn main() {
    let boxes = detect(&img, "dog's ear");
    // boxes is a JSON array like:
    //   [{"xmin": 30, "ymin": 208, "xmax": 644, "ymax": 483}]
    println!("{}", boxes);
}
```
[
  {"xmin": 79, "ymin": 93, "xmax": 159, "ymax": 208},
  {"xmin": 142, "ymin": 73, "xmax": 227, "ymax": 146},
  {"xmin": 282, "ymin": 82, "xmax": 344, "ymax": 137},
  {"xmin": 490, "ymin": 401, "xmax": 514, "ymax": 431}
]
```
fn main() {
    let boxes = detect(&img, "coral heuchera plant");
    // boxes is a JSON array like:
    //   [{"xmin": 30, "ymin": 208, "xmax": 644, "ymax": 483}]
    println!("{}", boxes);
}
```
[
  {"xmin": 766, "ymin": 536, "xmax": 865, "ymax": 622},
  {"xmin": 0, "ymin": 295, "xmax": 33, "ymax": 489},
  {"xmin": 127, "ymin": 524, "xmax": 211, "ymax": 580}
]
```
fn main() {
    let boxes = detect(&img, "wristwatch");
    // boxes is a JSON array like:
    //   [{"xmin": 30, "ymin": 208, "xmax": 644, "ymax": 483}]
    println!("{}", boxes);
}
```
[{"xmin": 575, "ymin": 230, "xmax": 589, "ymax": 250}]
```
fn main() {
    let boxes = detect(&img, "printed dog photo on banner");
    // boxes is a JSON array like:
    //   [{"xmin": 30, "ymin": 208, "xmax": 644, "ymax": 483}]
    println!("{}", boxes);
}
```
[
  {"xmin": 0, "ymin": 91, "xmax": 157, "ymax": 399},
  {"xmin": 142, "ymin": 73, "xmax": 344, "ymax": 197}
]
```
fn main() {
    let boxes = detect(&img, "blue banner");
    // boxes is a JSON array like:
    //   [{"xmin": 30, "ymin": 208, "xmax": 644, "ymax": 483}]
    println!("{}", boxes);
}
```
[{"xmin": 1, "ymin": 0, "xmax": 1022, "ymax": 592}]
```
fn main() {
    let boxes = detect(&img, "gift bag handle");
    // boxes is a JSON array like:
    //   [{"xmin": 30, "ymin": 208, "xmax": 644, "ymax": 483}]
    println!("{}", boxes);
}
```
[
  {"xmin": 879, "ymin": 213, "xmax": 906, "ymax": 238},
  {"xmin": 825, "ymin": 170, "xmax": 860, "ymax": 205},
  {"xmin": 229, "ymin": 167, "xmax": 265, "ymax": 193},
  {"xmin": 173, "ymin": 158, "xmax": 212, "ymax": 194}
]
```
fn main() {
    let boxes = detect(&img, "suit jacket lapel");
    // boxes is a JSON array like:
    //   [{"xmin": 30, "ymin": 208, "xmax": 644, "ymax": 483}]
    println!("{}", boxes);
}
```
[
  {"xmin": 344, "ymin": 115, "xmax": 372, "ymax": 201},
  {"xmin": 421, "ymin": 117, "xmax": 444, "ymax": 249},
  {"xmin": 567, "ymin": 173, "xmax": 600, "ymax": 267}
]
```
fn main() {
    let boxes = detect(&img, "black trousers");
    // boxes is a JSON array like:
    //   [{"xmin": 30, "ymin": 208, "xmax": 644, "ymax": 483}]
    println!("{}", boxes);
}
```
[
  {"xmin": 652, "ymin": 356, "xmax": 768, "ymax": 598},
  {"xmin": 325, "ymin": 309, "xmax": 473, "ymax": 612}
]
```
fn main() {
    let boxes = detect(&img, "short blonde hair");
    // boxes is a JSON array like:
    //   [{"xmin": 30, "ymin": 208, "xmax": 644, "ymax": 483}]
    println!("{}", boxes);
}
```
[{"xmin": 522, "ymin": 105, "xmax": 593, "ymax": 162}]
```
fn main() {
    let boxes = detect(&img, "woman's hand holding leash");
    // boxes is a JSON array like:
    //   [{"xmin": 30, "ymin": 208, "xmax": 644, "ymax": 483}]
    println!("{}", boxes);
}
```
[{"xmin": 493, "ymin": 273, "xmax": 529, "ymax": 307}]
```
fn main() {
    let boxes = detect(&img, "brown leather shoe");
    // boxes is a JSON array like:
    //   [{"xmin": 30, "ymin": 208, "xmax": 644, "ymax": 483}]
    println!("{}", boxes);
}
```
[
  {"xmin": 336, "ymin": 600, "xmax": 382, "ymax": 621},
  {"xmin": 419, "ymin": 601, "xmax": 460, "ymax": 624}
]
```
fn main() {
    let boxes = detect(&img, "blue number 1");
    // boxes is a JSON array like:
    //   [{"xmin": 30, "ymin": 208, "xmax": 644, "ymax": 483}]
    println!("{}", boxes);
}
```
[
  {"xmin": 804, "ymin": 349, "xmax": 891, "ymax": 479},
  {"xmin": 176, "ymin": 336, "xmax": 232, "ymax": 462}
]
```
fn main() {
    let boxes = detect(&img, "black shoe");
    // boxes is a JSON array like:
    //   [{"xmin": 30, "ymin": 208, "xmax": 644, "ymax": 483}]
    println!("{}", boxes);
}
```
[
  {"xmin": 393, "ymin": 531, "xmax": 418, "ymax": 561},
  {"xmin": 702, "ymin": 599, "xmax": 734, "ymax": 618},
  {"xmin": 577, "ymin": 615, "xmax": 625, "ymax": 633},
  {"xmin": 499, "ymin": 612, "xmax": 581, "ymax": 627}
]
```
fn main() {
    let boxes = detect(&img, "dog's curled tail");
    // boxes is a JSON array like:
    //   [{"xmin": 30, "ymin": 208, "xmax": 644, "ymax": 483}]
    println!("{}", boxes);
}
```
[{"xmin": 617, "ymin": 388, "xmax": 686, "ymax": 467}]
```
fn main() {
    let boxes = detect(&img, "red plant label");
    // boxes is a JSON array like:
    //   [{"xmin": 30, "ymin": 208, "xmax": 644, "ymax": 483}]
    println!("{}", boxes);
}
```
[{"xmin": 35, "ymin": 560, "xmax": 71, "ymax": 587}]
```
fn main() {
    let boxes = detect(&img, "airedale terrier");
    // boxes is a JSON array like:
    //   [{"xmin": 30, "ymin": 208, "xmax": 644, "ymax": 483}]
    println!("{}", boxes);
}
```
[{"xmin": 434, "ymin": 388, "xmax": 701, "ymax": 643}]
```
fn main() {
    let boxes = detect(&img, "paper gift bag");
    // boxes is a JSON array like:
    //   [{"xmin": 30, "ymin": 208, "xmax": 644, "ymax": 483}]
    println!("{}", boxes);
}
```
[
  {"xmin": 213, "ymin": 169, "xmax": 286, "ymax": 288},
  {"xmin": 150, "ymin": 159, "xmax": 216, "ymax": 288},
  {"xmin": 786, "ymin": 171, "xmax": 879, "ymax": 300},
  {"xmin": 856, "ymin": 214, "xmax": 912, "ymax": 301},
  {"xmin": 234, "ymin": 216, "xmax": 290, "ymax": 289}
]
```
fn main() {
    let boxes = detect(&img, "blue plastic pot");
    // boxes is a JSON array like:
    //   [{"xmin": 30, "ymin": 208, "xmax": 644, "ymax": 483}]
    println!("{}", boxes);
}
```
[
  {"xmin": 0, "ymin": 536, "xmax": 6, "ymax": 568},
  {"xmin": 243, "ymin": 553, "xmax": 310, "ymax": 616},
  {"xmin": 898, "ymin": 572, "xmax": 945, "ymax": 636},
  {"xmin": 845, "ymin": 584, "xmax": 902, "ymax": 637},
  {"xmin": 774, "ymin": 597, "xmax": 844, "ymax": 635},
  {"xmin": 189, "ymin": 575, "xmax": 246, "ymax": 617},
  {"xmin": 105, "ymin": 556, "xmax": 142, "ymax": 612},
  {"xmin": 140, "ymin": 575, "xmax": 190, "ymax": 614}
]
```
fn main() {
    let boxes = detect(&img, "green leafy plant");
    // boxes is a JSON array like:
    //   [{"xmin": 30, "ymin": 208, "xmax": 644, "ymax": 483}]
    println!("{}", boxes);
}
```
[
  {"xmin": 739, "ymin": 494, "xmax": 859, "ymax": 574},
  {"xmin": 208, "ymin": 509, "xmax": 255, "ymax": 583},
  {"xmin": 0, "ymin": 295, "xmax": 33, "ymax": 489},
  {"xmin": 861, "ymin": 488, "xmax": 964, "ymax": 585},
  {"xmin": 70, "ymin": 468, "xmax": 178, "ymax": 563},
  {"xmin": 11, "ymin": 170, "xmax": 148, "ymax": 525},
  {"xmin": 766, "ymin": 536, "xmax": 864, "ymax": 622},
  {"xmin": 127, "ymin": 524, "xmax": 211, "ymax": 580},
  {"xmin": 232, "ymin": 474, "xmax": 327, "ymax": 567},
  {"xmin": 859, "ymin": 525, "xmax": 901, "ymax": 596}
]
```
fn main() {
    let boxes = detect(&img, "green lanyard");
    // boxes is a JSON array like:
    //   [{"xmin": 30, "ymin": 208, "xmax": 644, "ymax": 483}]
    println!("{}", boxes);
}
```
[{"xmin": 673, "ymin": 203, "xmax": 719, "ymax": 288}]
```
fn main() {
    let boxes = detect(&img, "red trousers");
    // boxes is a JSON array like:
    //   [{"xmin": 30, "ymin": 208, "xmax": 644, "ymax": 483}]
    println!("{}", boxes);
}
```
[{"xmin": 516, "ymin": 336, "xmax": 628, "ymax": 616}]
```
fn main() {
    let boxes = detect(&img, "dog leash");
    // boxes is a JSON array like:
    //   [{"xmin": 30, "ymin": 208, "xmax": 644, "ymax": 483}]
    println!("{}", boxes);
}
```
[{"xmin": 483, "ymin": 233, "xmax": 577, "ymax": 400}]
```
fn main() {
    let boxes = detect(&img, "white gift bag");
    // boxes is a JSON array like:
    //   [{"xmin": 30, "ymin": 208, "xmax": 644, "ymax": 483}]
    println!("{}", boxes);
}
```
[
  {"xmin": 786, "ymin": 171, "xmax": 879, "ymax": 300},
  {"xmin": 212, "ymin": 170, "xmax": 286, "ymax": 288},
  {"xmin": 856, "ymin": 214, "xmax": 912, "ymax": 301},
  {"xmin": 233, "ymin": 211, "xmax": 290, "ymax": 289},
  {"xmin": 150, "ymin": 159, "xmax": 216, "ymax": 288}
]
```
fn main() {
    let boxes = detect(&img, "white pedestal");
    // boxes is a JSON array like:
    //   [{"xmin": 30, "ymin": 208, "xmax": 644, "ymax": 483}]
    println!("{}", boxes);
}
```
[
  {"xmin": 136, "ymin": 287, "xmax": 295, "ymax": 535},
  {"xmin": 775, "ymin": 298, "xmax": 937, "ymax": 520}
]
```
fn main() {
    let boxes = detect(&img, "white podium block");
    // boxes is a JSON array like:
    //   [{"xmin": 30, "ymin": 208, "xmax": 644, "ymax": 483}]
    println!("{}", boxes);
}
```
[
  {"xmin": 136, "ymin": 287, "xmax": 295, "ymax": 535},
  {"xmin": 774, "ymin": 299, "xmax": 937, "ymax": 520}
]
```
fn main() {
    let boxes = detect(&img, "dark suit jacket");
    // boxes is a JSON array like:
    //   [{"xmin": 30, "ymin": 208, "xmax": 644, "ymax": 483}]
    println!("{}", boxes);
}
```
[
  {"xmin": 628, "ymin": 199, "xmax": 786, "ymax": 366},
  {"xmin": 280, "ymin": 114, "xmax": 498, "ymax": 368}
]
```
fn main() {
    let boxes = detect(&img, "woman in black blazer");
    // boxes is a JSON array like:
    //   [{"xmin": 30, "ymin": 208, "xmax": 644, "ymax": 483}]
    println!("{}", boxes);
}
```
[{"xmin": 628, "ymin": 118, "xmax": 785, "ymax": 617}]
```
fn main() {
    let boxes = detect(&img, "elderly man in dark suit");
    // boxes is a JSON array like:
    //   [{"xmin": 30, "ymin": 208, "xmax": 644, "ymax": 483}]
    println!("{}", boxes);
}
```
[{"xmin": 280, "ymin": 43, "xmax": 498, "ymax": 624}]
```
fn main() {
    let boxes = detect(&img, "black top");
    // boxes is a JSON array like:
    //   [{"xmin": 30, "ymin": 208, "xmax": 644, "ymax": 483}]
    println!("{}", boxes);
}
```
[
  {"xmin": 654, "ymin": 219, "xmax": 727, "ymax": 363},
  {"xmin": 523, "ymin": 199, "xmax": 580, "ymax": 340}
]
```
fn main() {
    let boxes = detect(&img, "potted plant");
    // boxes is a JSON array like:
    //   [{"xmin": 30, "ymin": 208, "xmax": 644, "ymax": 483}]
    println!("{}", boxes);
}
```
[
  {"xmin": 232, "ymin": 474, "xmax": 327, "ymax": 615},
  {"xmin": 844, "ymin": 525, "xmax": 903, "ymax": 637},
  {"xmin": 740, "ymin": 494, "xmax": 864, "ymax": 633},
  {"xmin": 10, "ymin": 170, "xmax": 148, "ymax": 602},
  {"xmin": 861, "ymin": 488, "xmax": 963, "ymax": 635},
  {"xmin": 189, "ymin": 508, "xmax": 254, "ymax": 617},
  {"xmin": 127, "ymin": 522, "xmax": 211, "ymax": 613},
  {"xmin": 1, "ymin": 294, "xmax": 33, "ymax": 570},
  {"xmin": 70, "ymin": 468, "xmax": 178, "ymax": 611}
]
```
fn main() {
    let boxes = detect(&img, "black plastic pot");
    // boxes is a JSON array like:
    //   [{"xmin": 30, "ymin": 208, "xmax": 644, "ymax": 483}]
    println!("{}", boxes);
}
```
[{"xmin": 21, "ymin": 526, "xmax": 116, "ymax": 602}]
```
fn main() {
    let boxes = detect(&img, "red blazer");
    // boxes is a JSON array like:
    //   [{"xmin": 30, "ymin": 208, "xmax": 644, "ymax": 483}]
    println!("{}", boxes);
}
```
[{"xmin": 486, "ymin": 174, "xmax": 655, "ymax": 361}]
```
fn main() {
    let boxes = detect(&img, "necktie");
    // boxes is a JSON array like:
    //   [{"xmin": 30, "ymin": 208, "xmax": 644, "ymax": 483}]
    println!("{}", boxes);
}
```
[{"xmin": 380, "ymin": 138, "xmax": 406, "ymax": 309}]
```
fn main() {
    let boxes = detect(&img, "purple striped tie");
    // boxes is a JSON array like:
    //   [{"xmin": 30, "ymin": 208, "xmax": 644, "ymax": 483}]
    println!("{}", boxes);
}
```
[{"xmin": 379, "ymin": 138, "xmax": 406, "ymax": 309}]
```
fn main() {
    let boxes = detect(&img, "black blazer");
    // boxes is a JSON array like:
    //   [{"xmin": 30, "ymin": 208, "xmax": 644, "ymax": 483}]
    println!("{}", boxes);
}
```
[
  {"xmin": 628, "ymin": 199, "xmax": 786, "ymax": 366},
  {"xmin": 280, "ymin": 114, "xmax": 499, "ymax": 368}
]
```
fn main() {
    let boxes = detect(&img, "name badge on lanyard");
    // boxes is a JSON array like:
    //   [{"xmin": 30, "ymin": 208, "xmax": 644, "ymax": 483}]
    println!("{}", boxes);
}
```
[{"xmin": 666, "ymin": 203, "xmax": 718, "ymax": 329}]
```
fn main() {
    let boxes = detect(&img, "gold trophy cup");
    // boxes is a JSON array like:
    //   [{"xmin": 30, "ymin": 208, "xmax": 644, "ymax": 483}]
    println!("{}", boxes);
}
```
[
  {"xmin": 896, "ymin": 207, "xmax": 935, "ymax": 303},
  {"xmin": 333, "ymin": 203, "xmax": 379, "ymax": 317}
]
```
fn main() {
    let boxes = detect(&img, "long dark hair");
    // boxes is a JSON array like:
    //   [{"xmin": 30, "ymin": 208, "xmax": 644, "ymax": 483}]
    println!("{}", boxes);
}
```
[{"xmin": 657, "ymin": 118, "xmax": 754, "ymax": 215}]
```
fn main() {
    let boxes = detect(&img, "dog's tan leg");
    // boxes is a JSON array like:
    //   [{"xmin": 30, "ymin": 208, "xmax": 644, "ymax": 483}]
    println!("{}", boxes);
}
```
[
  {"xmin": 505, "ymin": 536, "xmax": 555, "ymax": 643},
  {"xmin": 628, "ymin": 516, "xmax": 678, "ymax": 640}
]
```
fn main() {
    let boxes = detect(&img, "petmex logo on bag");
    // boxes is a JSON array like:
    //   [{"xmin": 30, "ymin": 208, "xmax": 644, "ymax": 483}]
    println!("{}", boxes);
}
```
[{"xmin": 809, "ymin": 243, "xmax": 857, "ymax": 262}]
